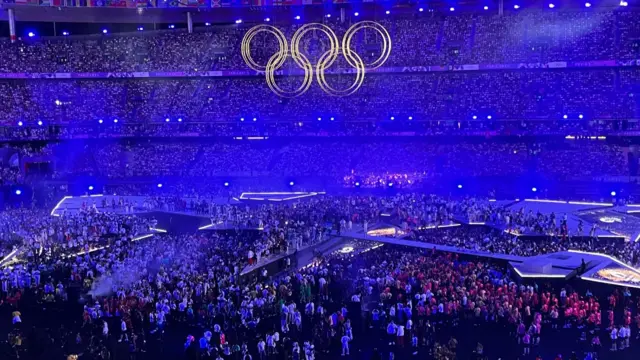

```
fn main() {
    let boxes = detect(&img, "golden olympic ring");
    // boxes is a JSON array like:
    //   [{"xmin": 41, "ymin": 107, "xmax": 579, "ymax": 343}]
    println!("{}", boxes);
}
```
[{"xmin": 240, "ymin": 21, "xmax": 392, "ymax": 98}]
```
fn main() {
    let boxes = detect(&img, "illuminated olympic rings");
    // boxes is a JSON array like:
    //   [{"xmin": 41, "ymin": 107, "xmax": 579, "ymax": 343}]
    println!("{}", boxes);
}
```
[{"xmin": 240, "ymin": 21, "xmax": 392, "ymax": 98}]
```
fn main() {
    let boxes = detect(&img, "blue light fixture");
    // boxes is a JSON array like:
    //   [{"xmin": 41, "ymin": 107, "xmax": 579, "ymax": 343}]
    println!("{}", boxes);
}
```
[
  {"xmin": 611, "ymin": 191, "xmax": 617, "ymax": 196},
  {"xmin": 354, "ymin": 12, "xmax": 359, "ymax": 16},
  {"xmin": 62, "ymin": 31, "xmax": 70, "ymax": 36},
  {"xmin": 224, "ymin": 182, "xmax": 229, "ymax": 187},
  {"xmin": 295, "ymin": 15, "xmax": 300, "ymax": 20},
  {"xmin": 37, "ymin": 120, "xmax": 43, "ymax": 126},
  {"xmin": 532, "ymin": 187, "xmax": 537, "ymax": 192},
  {"xmin": 289, "ymin": 181, "xmax": 294, "ymax": 186},
  {"xmin": 457, "ymin": 184, "xmax": 463, "ymax": 189},
  {"xmin": 98, "ymin": 119, "xmax": 103, "ymax": 124},
  {"xmin": 15, "ymin": 190, "xmax": 21, "ymax": 195},
  {"xmin": 113, "ymin": 119, "xmax": 119, "ymax": 123},
  {"xmin": 102, "ymin": 29, "xmax": 108, "ymax": 34},
  {"xmin": 28, "ymin": 32, "xmax": 35, "ymax": 38},
  {"xmin": 18, "ymin": 121, "xmax": 23, "ymax": 127},
  {"xmin": 89, "ymin": 186, "xmax": 94, "ymax": 191},
  {"xmin": 157, "ymin": 183, "xmax": 163, "ymax": 188},
  {"xmin": 178, "ymin": 118, "xmax": 183, "ymax": 122},
  {"xmin": 165, "ymin": 118, "xmax": 170, "ymax": 122}
]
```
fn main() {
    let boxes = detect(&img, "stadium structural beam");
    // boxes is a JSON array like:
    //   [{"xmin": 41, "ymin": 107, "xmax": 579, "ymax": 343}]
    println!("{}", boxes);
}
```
[
  {"xmin": 8, "ymin": 8, "xmax": 16, "ymax": 43},
  {"xmin": 187, "ymin": 12, "xmax": 193, "ymax": 34}
]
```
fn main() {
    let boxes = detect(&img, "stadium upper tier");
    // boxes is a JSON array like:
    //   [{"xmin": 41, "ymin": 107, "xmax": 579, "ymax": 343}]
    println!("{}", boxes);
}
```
[{"xmin": 1, "ymin": 12, "xmax": 639, "ymax": 71}]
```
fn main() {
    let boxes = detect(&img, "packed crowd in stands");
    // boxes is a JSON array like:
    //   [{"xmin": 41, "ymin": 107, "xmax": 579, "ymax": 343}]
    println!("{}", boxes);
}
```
[
  {"xmin": 0, "ymin": 12, "xmax": 638, "ymax": 74},
  {"xmin": 9, "ymin": 140, "xmax": 630, "ymax": 185},
  {"xmin": 0, "ymin": 69, "xmax": 638, "ymax": 127}
]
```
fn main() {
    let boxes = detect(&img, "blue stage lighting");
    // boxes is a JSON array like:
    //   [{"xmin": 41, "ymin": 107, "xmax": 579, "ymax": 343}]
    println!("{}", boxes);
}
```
[
  {"xmin": 563, "ymin": 114, "xmax": 568, "ymax": 119},
  {"xmin": 408, "ymin": 116, "xmax": 413, "ymax": 120},
  {"xmin": 355, "ymin": 182, "xmax": 360, "ymax": 187},
  {"xmin": 549, "ymin": 3, "xmax": 555, "ymax": 8},
  {"xmin": 611, "ymin": 191, "xmax": 617, "ymax": 196},
  {"xmin": 487, "ymin": 115, "xmax": 492, "ymax": 120},
  {"xmin": 390, "ymin": 116, "xmax": 395, "ymax": 120},
  {"xmin": 102, "ymin": 29, "xmax": 108, "ymax": 34},
  {"xmin": 235, "ymin": 19, "xmax": 243, "ymax": 24},
  {"xmin": 532, "ymin": 187, "xmax": 537, "ymax": 192},
  {"xmin": 579, "ymin": 114, "xmax": 584, "ymax": 119},
  {"xmin": 62, "ymin": 31, "xmax": 70, "ymax": 36},
  {"xmin": 89, "ymin": 186, "xmax": 94, "ymax": 191},
  {"xmin": 295, "ymin": 15, "xmax": 300, "ymax": 20},
  {"xmin": 224, "ymin": 182, "xmax": 229, "ymax": 187},
  {"xmin": 585, "ymin": 2, "xmax": 591, "ymax": 7},
  {"xmin": 620, "ymin": 1, "xmax": 628, "ymax": 6},
  {"xmin": 137, "ymin": 27, "xmax": 144, "ymax": 31},
  {"xmin": 37, "ymin": 120, "xmax": 43, "ymax": 126},
  {"xmin": 419, "ymin": 7, "xmax": 424, "ymax": 12},
  {"xmin": 330, "ymin": 117, "xmax": 335, "ymax": 121},
  {"xmin": 514, "ymin": 4, "xmax": 520, "ymax": 9},
  {"xmin": 169, "ymin": 25, "xmax": 175, "ymax": 29},
  {"xmin": 240, "ymin": 117, "xmax": 245, "ymax": 122},
  {"xmin": 165, "ymin": 118, "xmax": 170, "ymax": 122},
  {"xmin": 15, "ymin": 190, "xmax": 21, "ymax": 195},
  {"xmin": 354, "ymin": 12, "xmax": 359, "ymax": 16},
  {"xmin": 317, "ymin": 117, "xmax": 322, "ymax": 121},
  {"xmin": 289, "ymin": 181, "xmax": 294, "ymax": 186},
  {"xmin": 157, "ymin": 183, "xmax": 163, "ymax": 188},
  {"xmin": 388, "ymin": 182, "xmax": 393, "ymax": 187},
  {"xmin": 178, "ymin": 118, "xmax": 183, "ymax": 122},
  {"xmin": 484, "ymin": 6, "xmax": 489, "ymax": 10},
  {"xmin": 98, "ymin": 119, "xmax": 103, "ymax": 124},
  {"xmin": 385, "ymin": 10, "xmax": 390, "ymax": 14},
  {"xmin": 205, "ymin": 22, "xmax": 211, "ymax": 26},
  {"xmin": 18, "ymin": 121, "xmax": 23, "ymax": 126},
  {"xmin": 113, "ymin": 119, "xmax": 119, "ymax": 123},
  {"xmin": 265, "ymin": 18, "xmax": 271, "ymax": 22},
  {"xmin": 253, "ymin": 117, "xmax": 257, "ymax": 122},
  {"xmin": 449, "ymin": 7, "xmax": 455, "ymax": 11},
  {"xmin": 28, "ymin": 32, "xmax": 35, "ymax": 38},
  {"xmin": 326, "ymin": 14, "xmax": 331, "ymax": 18},
  {"xmin": 472, "ymin": 115, "xmax": 478, "ymax": 120},
  {"xmin": 457, "ymin": 184, "xmax": 463, "ymax": 189}
]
